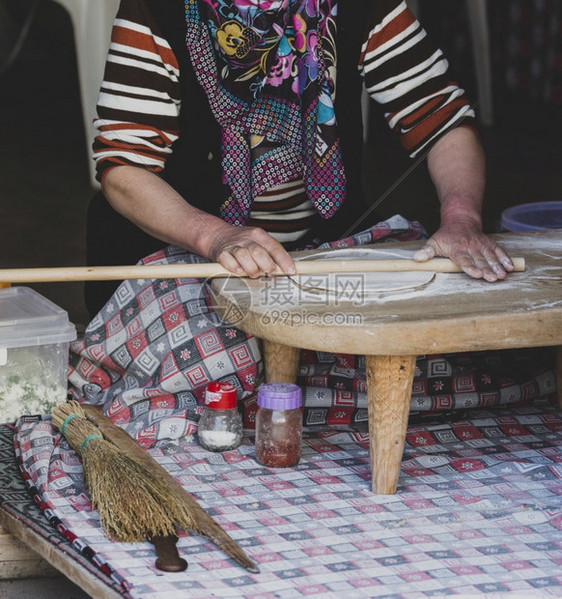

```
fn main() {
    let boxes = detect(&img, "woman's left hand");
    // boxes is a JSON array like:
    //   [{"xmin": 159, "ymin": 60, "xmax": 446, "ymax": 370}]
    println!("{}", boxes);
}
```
[
  {"xmin": 413, "ymin": 215, "xmax": 514, "ymax": 281},
  {"xmin": 419, "ymin": 127, "xmax": 514, "ymax": 281}
]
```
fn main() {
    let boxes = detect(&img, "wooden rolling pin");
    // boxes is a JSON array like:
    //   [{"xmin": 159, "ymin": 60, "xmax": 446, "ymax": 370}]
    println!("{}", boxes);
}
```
[{"xmin": 0, "ymin": 257, "xmax": 525, "ymax": 283}]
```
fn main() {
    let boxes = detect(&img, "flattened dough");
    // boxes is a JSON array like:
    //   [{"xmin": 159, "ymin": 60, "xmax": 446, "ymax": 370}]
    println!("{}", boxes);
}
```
[{"xmin": 292, "ymin": 247, "xmax": 436, "ymax": 296}]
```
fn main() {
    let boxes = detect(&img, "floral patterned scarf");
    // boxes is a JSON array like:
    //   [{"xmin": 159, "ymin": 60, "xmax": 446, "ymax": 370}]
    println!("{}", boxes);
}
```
[{"xmin": 185, "ymin": 0, "xmax": 345, "ymax": 226}]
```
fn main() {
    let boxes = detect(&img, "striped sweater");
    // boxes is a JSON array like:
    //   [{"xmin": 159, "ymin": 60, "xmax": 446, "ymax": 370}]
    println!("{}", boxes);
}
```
[
  {"xmin": 93, "ymin": 0, "xmax": 474, "ymax": 241},
  {"xmin": 359, "ymin": 1, "xmax": 475, "ymax": 157}
]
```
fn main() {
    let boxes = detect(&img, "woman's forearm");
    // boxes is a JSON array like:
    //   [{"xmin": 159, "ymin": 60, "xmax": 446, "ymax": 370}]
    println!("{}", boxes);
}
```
[
  {"xmin": 416, "ymin": 126, "xmax": 513, "ymax": 281},
  {"xmin": 103, "ymin": 166, "xmax": 229, "ymax": 259},
  {"xmin": 426, "ymin": 126, "xmax": 486, "ymax": 228},
  {"xmin": 102, "ymin": 166, "xmax": 295, "ymax": 276}
]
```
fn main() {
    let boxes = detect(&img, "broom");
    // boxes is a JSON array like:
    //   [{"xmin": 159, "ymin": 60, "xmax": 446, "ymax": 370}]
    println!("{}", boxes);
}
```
[
  {"xmin": 52, "ymin": 401, "xmax": 197, "ymax": 542},
  {"xmin": 53, "ymin": 401, "xmax": 260, "ymax": 573}
]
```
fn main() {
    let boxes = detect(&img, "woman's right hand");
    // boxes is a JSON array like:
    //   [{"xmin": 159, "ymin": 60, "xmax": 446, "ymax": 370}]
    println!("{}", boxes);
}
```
[
  {"xmin": 103, "ymin": 166, "xmax": 295, "ymax": 278},
  {"xmin": 208, "ymin": 222, "xmax": 296, "ymax": 278}
]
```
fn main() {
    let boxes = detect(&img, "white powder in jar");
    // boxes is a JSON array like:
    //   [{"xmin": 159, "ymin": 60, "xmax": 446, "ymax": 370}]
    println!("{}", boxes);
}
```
[{"xmin": 198, "ymin": 429, "xmax": 240, "ymax": 451}]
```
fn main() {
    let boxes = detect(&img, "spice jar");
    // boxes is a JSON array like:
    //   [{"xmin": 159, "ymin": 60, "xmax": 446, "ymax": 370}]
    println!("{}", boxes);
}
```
[
  {"xmin": 255, "ymin": 383, "xmax": 302, "ymax": 468},
  {"xmin": 198, "ymin": 381, "xmax": 243, "ymax": 452}
]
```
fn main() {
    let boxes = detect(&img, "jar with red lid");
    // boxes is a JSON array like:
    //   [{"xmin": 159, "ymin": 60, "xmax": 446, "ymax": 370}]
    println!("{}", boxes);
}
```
[
  {"xmin": 198, "ymin": 382, "xmax": 243, "ymax": 452},
  {"xmin": 255, "ymin": 383, "xmax": 302, "ymax": 468}
]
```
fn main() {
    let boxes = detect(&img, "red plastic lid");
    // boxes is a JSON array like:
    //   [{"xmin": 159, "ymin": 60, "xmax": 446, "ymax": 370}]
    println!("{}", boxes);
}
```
[{"xmin": 204, "ymin": 381, "xmax": 238, "ymax": 410}]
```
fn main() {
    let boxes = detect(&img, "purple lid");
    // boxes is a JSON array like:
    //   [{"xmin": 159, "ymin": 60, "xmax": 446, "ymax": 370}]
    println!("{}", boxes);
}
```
[{"xmin": 257, "ymin": 383, "xmax": 302, "ymax": 410}]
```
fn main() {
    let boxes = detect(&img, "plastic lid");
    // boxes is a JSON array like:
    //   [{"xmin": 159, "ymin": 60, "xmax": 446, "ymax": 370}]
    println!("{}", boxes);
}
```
[
  {"xmin": 500, "ymin": 201, "xmax": 562, "ymax": 232},
  {"xmin": 0, "ymin": 287, "xmax": 76, "ymax": 349},
  {"xmin": 257, "ymin": 383, "xmax": 302, "ymax": 410},
  {"xmin": 204, "ymin": 381, "xmax": 238, "ymax": 410}
]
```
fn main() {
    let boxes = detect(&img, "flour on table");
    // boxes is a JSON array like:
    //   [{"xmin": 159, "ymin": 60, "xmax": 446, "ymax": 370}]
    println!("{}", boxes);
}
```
[{"xmin": 292, "ymin": 247, "xmax": 436, "ymax": 297}]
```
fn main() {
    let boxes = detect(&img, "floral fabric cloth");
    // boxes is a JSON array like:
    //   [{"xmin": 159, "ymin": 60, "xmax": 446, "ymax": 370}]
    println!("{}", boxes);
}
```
[{"xmin": 185, "ymin": 0, "xmax": 345, "ymax": 225}]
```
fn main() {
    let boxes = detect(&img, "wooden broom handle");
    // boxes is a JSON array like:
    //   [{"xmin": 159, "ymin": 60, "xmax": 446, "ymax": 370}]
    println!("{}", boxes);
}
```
[{"xmin": 0, "ymin": 257, "xmax": 525, "ymax": 283}]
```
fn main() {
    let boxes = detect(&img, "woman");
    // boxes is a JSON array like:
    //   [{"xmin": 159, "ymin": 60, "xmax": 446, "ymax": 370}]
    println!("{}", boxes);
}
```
[
  {"xmin": 71, "ymin": 0, "xmax": 515, "ymax": 444},
  {"xmin": 86, "ymin": 0, "xmax": 513, "ymax": 316}
]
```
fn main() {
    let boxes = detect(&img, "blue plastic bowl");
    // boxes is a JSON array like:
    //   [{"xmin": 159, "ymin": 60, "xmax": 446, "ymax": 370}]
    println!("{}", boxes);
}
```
[{"xmin": 500, "ymin": 201, "xmax": 562, "ymax": 232}]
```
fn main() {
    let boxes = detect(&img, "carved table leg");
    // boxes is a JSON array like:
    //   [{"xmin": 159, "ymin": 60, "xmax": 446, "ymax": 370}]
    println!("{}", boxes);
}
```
[
  {"xmin": 555, "ymin": 345, "xmax": 562, "ymax": 409},
  {"xmin": 262, "ymin": 339, "xmax": 301, "ymax": 383},
  {"xmin": 366, "ymin": 354, "xmax": 417, "ymax": 494}
]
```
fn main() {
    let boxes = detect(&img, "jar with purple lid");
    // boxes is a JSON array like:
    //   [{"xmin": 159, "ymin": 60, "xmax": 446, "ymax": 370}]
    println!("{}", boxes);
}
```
[{"xmin": 255, "ymin": 383, "xmax": 302, "ymax": 468}]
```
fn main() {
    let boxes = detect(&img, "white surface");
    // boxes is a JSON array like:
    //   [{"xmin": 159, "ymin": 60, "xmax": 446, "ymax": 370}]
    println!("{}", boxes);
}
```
[
  {"xmin": 52, "ymin": 0, "xmax": 120, "ymax": 188},
  {"xmin": 293, "ymin": 248, "xmax": 436, "ymax": 296}
]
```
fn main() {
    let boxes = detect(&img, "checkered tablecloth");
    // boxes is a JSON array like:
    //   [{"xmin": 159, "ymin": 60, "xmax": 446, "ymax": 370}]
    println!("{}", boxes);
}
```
[{"xmin": 12, "ymin": 400, "xmax": 562, "ymax": 598}]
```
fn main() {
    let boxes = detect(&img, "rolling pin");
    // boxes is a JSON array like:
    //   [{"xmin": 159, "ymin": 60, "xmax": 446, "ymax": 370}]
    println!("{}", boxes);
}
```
[{"xmin": 0, "ymin": 257, "xmax": 525, "ymax": 283}]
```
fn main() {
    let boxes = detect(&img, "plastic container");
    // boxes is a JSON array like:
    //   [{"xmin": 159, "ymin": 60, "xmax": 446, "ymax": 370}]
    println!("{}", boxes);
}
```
[
  {"xmin": 255, "ymin": 383, "xmax": 302, "ymax": 468},
  {"xmin": 198, "ymin": 381, "xmax": 243, "ymax": 452},
  {"xmin": 500, "ymin": 201, "xmax": 562, "ymax": 232},
  {"xmin": 0, "ymin": 287, "xmax": 77, "ymax": 424}
]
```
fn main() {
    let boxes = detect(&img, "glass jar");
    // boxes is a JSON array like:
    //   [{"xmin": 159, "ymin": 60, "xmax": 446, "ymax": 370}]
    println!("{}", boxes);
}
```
[
  {"xmin": 198, "ymin": 381, "xmax": 243, "ymax": 452},
  {"xmin": 255, "ymin": 382, "xmax": 302, "ymax": 468}
]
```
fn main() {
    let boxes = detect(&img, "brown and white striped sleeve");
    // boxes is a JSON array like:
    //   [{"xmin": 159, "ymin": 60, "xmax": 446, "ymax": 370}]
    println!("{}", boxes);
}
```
[
  {"xmin": 92, "ymin": 0, "xmax": 181, "ymax": 186},
  {"xmin": 359, "ymin": 0, "xmax": 476, "ymax": 158}
]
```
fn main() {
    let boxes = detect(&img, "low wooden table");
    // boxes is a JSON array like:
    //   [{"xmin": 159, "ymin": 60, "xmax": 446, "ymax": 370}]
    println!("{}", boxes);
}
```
[
  {"xmin": 0, "ymin": 516, "xmax": 122, "ymax": 598},
  {"xmin": 211, "ymin": 229, "xmax": 562, "ymax": 494}
]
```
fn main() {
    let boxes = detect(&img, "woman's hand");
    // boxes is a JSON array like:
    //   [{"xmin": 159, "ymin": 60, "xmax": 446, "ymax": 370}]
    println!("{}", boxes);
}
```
[
  {"xmin": 419, "ymin": 126, "xmax": 514, "ymax": 282},
  {"xmin": 103, "ymin": 166, "xmax": 295, "ymax": 278},
  {"xmin": 414, "ymin": 215, "xmax": 514, "ymax": 281},
  {"xmin": 208, "ymin": 222, "xmax": 296, "ymax": 278}
]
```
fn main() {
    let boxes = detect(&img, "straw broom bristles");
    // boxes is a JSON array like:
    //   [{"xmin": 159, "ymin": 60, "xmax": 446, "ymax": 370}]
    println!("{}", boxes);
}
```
[
  {"xmin": 80, "ymin": 403, "xmax": 260, "ymax": 573},
  {"xmin": 53, "ymin": 400, "xmax": 260, "ymax": 573},
  {"xmin": 52, "ymin": 401, "xmax": 197, "ymax": 542}
]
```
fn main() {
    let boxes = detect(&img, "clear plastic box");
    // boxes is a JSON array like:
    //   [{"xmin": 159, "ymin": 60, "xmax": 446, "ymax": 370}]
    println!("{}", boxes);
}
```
[{"xmin": 0, "ymin": 287, "xmax": 77, "ymax": 424}]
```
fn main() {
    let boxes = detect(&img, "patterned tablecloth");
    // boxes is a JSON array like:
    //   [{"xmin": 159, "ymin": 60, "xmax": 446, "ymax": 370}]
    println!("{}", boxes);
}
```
[{"xmin": 6, "ymin": 400, "xmax": 562, "ymax": 598}]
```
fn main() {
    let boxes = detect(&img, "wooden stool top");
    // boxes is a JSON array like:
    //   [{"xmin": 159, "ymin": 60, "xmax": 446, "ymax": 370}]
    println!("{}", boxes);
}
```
[{"xmin": 211, "ymin": 230, "xmax": 562, "ymax": 356}]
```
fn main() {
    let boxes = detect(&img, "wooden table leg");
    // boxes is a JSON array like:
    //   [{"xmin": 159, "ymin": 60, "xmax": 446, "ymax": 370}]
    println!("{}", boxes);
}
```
[
  {"xmin": 555, "ymin": 345, "xmax": 562, "ymax": 409},
  {"xmin": 366, "ymin": 354, "xmax": 417, "ymax": 494},
  {"xmin": 262, "ymin": 339, "xmax": 301, "ymax": 383}
]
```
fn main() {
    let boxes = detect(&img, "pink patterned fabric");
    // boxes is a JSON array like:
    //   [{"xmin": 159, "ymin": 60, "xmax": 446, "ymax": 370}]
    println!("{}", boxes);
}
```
[
  {"xmin": 242, "ymin": 348, "xmax": 558, "ymax": 429},
  {"xmin": 13, "ymin": 401, "xmax": 562, "ymax": 597},
  {"xmin": 68, "ymin": 248, "xmax": 262, "ymax": 449},
  {"xmin": 68, "ymin": 216, "xmax": 425, "ymax": 448}
]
